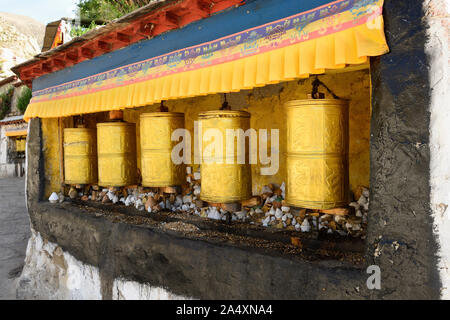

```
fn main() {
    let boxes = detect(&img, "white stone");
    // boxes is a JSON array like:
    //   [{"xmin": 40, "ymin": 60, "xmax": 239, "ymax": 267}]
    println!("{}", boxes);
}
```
[
  {"xmin": 292, "ymin": 218, "xmax": 297, "ymax": 226},
  {"xmin": 186, "ymin": 166, "xmax": 192, "ymax": 174},
  {"xmin": 193, "ymin": 172, "xmax": 201, "ymax": 180},
  {"xmin": 49, "ymin": 192, "xmax": 59, "ymax": 203},
  {"xmin": 282, "ymin": 215, "xmax": 287, "ymax": 222},
  {"xmin": 124, "ymin": 195, "xmax": 134, "ymax": 207},
  {"xmin": 134, "ymin": 199, "xmax": 143, "ymax": 209},
  {"xmin": 235, "ymin": 210, "xmax": 247, "ymax": 220},
  {"xmin": 356, "ymin": 210, "xmax": 363, "ymax": 217},
  {"xmin": 295, "ymin": 223, "xmax": 301, "ymax": 231},
  {"xmin": 269, "ymin": 207, "xmax": 275, "ymax": 216},
  {"xmin": 281, "ymin": 206, "xmax": 290, "ymax": 212},
  {"xmin": 255, "ymin": 208, "xmax": 263, "ymax": 214},
  {"xmin": 357, "ymin": 196, "xmax": 367, "ymax": 206},
  {"xmin": 301, "ymin": 219, "xmax": 311, "ymax": 232},
  {"xmin": 275, "ymin": 208, "xmax": 283, "ymax": 219},
  {"xmin": 182, "ymin": 195, "xmax": 192, "ymax": 204},
  {"xmin": 349, "ymin": 202, "xmax": 359, "ymax": 209},
  {"xmin": 207, "ymin": 207, "xmax": 222, "ymax": 220},
  {"xmin": 174, "ymin": 196, "xmax": 183, "ymax": 207},
  {"xmin": 280, "ymin": 182, "xmax": 286, "ymax": 199},
  {"xmin": 362, "ymin": 188, "xmax": 370, "ymax": 198}
]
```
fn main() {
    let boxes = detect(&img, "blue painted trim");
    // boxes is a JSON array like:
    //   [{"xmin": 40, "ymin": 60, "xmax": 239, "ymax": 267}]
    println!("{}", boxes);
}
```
[{"xmin": 33, "ymin": 0, "xmax": 334, "ymax": 91}]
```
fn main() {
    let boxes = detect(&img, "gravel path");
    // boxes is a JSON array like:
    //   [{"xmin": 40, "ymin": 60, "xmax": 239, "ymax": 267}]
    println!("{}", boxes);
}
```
[{"xmin": 0, "ymin": 178, "xmax": 30, "ymax": 300}]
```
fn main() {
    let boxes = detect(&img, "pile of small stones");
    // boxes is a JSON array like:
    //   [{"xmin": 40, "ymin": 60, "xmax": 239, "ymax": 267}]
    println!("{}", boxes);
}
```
[{"xmin": 53, "ymin": 166, "xmax": 369, "ymax": 238}]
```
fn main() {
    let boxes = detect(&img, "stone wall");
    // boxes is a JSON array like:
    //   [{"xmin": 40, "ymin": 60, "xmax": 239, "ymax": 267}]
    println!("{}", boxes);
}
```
[
  {"xmin": 365, "ymin": 0, "xmax": 441, "ymax": 299},
  {"xmin": 425, "ymin": 0, "xmax": 450, "ymax": 300}
]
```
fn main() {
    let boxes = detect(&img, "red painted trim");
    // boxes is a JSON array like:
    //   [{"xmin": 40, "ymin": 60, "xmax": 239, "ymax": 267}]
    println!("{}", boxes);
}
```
[
  {"xmin": 17, "ymin": 0, "xmax": 245, "ymax": 81},
  {"xmin": 211, "ymin": 0, "xmax": 242, "ymax": 14}
]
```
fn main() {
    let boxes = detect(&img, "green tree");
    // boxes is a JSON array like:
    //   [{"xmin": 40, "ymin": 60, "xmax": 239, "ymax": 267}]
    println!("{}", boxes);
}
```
[
  {"xmin": 77, "ymin": 0, "xmax": 153, "ymax": 22},
  {"xmin": 17, "ymin": 87, "xmax": 32, "ymax": 115},
  {"xmin": 0, "ymin": 88, "xmax": 14, "ymax": 120}
]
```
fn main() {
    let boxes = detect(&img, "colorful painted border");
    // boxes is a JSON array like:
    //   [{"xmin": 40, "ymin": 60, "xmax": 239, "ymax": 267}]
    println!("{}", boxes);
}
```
[{"xmin": 32, "ymin": 0, "xmax": 383, "ymax": 103}]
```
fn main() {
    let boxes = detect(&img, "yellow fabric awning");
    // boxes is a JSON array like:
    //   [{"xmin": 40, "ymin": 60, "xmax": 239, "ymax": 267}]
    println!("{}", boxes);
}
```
[
  {"xmin": 25, "ymin": 0, "xmax": 389, "ymax": 122},
  {"xmin": 6, "ymin": 129, "xmax": 28, "ymax": 137}
]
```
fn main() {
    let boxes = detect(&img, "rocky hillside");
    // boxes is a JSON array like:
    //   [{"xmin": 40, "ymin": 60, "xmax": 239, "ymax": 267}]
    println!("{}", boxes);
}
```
[{"xmin": 0, "ymin": 11, "xmax": 45, "ymax": 79}]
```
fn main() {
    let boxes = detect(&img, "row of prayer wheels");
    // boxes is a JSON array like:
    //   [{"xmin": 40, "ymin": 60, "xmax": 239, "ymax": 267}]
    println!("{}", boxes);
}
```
[{"xmin": 63, "ymin": 99, "xmax": 349, "ymax": 209}]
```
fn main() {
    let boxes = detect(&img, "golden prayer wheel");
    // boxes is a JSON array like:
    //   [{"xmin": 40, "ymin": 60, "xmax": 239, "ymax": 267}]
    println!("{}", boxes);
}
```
[
  {"xmin": 140, "ymin": 112, "xmax": 185, "ymax": 187},
  {"xmin": 19, "ymin": 138, "xmax": 26, "ymax": 152},
  {"xmin": 199, "ymin": 110, "xmax": 252, "ymax": 203},
  {"xmin": 15, "ymin": 138, "xmax": 24, "ymax": 152},
  {"xmin": 97, "ymin": 122, "xmax": 137, "ymax": 187},
  {"xmin": 285, "ymin": 99, "xmax": 349, "ymax": 209},
  {"xmin": 64, "ymin": 128, "xmax": 98, "ymax": 185}
]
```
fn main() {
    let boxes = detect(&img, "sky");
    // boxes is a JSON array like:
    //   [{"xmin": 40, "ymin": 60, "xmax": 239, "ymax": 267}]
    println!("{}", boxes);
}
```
[{"xmin": 0, "ymin": 0, "xmax": 78, "ymax": 24}]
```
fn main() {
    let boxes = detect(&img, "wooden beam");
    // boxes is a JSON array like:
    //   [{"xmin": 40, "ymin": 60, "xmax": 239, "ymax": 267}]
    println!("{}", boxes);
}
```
[
  {"xmin": 116, "ymin": 32, "xmax": 132, "ymax": 43},
  {"xmin": 137, "ymin": 22, "xmax": 154, "ymax": 38},
  {"xmin": 53, "ymin": 58, "xmax": 66, "ymax": 69},
  {"xmin": 41, "ymin": 61, "xmax": 55, "ymax": 73},
  {"xmin": 97, "ymin": 40, "xmax": 112, "ymax": 53},
  {"xmin": 32, "ymin": 65, "xmax": 43, "ymax": 77},
  {"xmin": 81, "ymin": 47, "xmax": 95, "ymax": 59},
  {"xmin": 151, "ymin": 11, "xmax": 179, "ymax": 36},
  {"xmin": 66, "ymin": 49, "xmax": 80, "ymax": 63},
  {"xmin": 170, "ymin": 0, "xmax": 210, "ymax": 27}
]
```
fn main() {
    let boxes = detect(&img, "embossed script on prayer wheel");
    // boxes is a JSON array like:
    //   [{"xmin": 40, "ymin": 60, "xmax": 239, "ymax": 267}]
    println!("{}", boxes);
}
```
[
  {"xmin": 97, "ymin": 122, "xmax": 137, "ymax": 187},
  {"xmin": 64, "ymin": 128, "xmax": 97, "ymax": 185},
  {"xmin": 140, "ymin": 112, "xmax": 185, "ymax": 187},
  {"xmin": 199, "ymin": 110, "xmax": 252, "ymax": 203},
  {"xmin": 285, "ymin": 99, "xmax": 349, "ymax": 209}
]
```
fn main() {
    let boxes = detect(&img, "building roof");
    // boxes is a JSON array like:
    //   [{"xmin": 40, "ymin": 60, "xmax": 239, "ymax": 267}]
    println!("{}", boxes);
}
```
[
  {"xmin": 41, "ymin": 20, "xmax": 63, "ymax": 52},
  {"xmin": 0, "ymin": 115, "xmax": 25, "ymax": 125},
  {"xmin": 12, "ymin": 0, "xmax": 243, "ymax": 86},
  {"xmin": 0, "ymin": 76, "xmax": 18, "ymax": 87}
]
